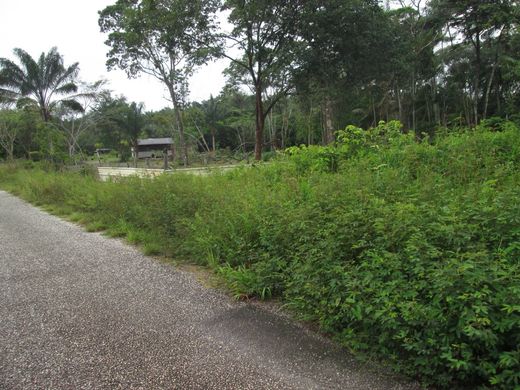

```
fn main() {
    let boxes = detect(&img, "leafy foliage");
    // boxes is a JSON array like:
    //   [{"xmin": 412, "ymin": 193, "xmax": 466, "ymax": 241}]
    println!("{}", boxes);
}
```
[
  {"xmin": 0, "ymin": 47, "xmax": 82, "ymax": 122},
  {"xmin": 98, "ymin": 0, "xmax": 221, "ymax": 165},
  {"xmin": 1, "ymin": 125, "xmax": 520, "ymax": 388},
  {"xmin": 221, "ymin": 0, "xmax": 305, "ymax": 160}
]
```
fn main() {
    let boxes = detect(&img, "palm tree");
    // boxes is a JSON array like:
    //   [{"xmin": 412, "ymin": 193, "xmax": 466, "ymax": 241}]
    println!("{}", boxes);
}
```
[{"xmin": 0, "ymin": 47, "xmax": 83, "ymax": 122}]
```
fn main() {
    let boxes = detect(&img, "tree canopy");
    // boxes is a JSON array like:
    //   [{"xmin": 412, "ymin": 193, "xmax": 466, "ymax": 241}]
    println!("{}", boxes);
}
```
[
  {"xmin": 98, "ymin": 0, "xmax": 221, "ymax": 165},
  {"xmin": 0, "ymin": 47, "xmax": 83, "ymax": 122},
  {"xmin": 220, "ymin": 0, "xmax": 304, "ymax": 159},
  {"xmin": 2, "ymin": 0, "xmax": 520, "ymax": 163}
]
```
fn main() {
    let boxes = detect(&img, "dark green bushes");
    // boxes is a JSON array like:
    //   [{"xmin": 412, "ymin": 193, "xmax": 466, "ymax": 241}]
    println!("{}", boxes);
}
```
[{"xmin": 1, "ymin": 123, "xmax": 519, "ymax": 388}]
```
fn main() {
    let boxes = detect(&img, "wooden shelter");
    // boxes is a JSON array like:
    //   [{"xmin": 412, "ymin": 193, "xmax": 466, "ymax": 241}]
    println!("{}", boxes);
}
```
[{"xmin": 132, "ymin": 138, "xmax": 174, "ymax": 159}]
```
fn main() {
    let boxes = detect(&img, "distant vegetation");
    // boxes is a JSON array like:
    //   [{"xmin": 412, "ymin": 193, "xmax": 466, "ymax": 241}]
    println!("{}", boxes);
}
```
[
  {"xmin": 2, "ymin": 0, "xmax": 520, "ymax": 164},
  {"xmin": 1, "ymin": 121, "xmax": 519, "ymax": 389}
]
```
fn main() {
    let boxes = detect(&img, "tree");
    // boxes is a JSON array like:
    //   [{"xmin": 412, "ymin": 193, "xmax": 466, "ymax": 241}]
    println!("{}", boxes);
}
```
[
  {"xmin": 385, "ymin": 2, "xmax": 440, "ymax": 130},
  {"xmin": 220, "ymin": 0, "xmax": 304, "ymax": 160},
  {"xmin": 99, "ymin": 0, "xmax": 220, "ymax": 166},
  {"xmin": 296, "ymin": 0, "xmax": 396, "ymax": 140},
  {"xmin": 54, "ymin": 80, "xmax": 107, "ymax": 162},
  {"xmin": 0, "ymin": 47, "xmax": 83, "ymax": 122},
  {"xmin": 429, "ymin": 0, "xmax": 520, "ymax": 124},
  {"xmin": 203, "ymin": 95, "xmax": 220, "ymax": 155},
  {"xmin": 95, "ymin": 96, "xmax": 146, "ymax": 162},
  {"xmin": 119, "ymin": 101, "xmax": 146, "ymax": 159},
  {"xmin": 218, "ymin": 86, "xmax": 256, "ymax": 156},
  {"xmin": 0, "ymin": 110, "xmax": 21, "ymax": 161}
]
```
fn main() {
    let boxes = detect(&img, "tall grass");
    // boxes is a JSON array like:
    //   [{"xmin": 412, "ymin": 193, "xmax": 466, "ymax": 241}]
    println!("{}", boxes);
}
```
[{"xmin": 1, "ymin": 123, "xmax": 519, "ymax": 388}]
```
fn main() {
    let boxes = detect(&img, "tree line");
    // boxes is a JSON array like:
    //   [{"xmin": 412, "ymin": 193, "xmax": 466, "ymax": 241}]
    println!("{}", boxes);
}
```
[{"xmin": 1, "ymin": 0, "xmax": 520, "ymax": 164}]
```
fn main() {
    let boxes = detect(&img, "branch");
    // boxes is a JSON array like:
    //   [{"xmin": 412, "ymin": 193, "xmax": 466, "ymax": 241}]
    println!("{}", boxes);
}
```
[
  {"xmin": 263, "ymin": 85, "xmax": 292, "ymax": 120},
  {"xmin": 219, "ymin": 51, "xmax": 251, "ymax": 73}
]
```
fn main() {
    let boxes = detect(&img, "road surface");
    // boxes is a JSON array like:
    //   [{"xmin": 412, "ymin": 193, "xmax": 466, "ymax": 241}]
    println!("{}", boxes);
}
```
[{"xmin": 0, "ymin": 190, "xmax": 419, "ymax": 389}]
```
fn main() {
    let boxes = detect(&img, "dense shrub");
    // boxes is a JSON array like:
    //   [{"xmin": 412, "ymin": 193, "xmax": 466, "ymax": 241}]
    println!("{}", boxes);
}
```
[{"xmin": 1, "ymin": 122, "xmax": 519, "ymax": 388}]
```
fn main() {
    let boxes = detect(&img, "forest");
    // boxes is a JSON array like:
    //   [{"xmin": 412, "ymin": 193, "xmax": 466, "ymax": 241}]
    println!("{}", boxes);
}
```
[{"xmin": 1, "ymin": 0, "xmax": 519, "ymax": 164}]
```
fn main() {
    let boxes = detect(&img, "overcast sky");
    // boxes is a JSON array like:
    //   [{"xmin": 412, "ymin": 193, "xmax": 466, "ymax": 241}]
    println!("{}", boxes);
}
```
[{"xmin": 0, "ymin": 0, "xmax": 228, "ymax": 111}]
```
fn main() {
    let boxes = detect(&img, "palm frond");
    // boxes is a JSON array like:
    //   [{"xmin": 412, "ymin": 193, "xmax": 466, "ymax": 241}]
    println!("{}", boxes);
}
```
[
  {"xmin": 1, "ymin": 47, "xmax": 83, "ymax": 121},
  {"xmin": 13, "ymin": 48, "xmax": 40, "ymax": 95},
  {"xmin": 0, "ymin": 92, "xmax": 18, "ymax": 105},
  {"xmin": 44, "ymin": 47, "xmax": 65, "ymax": 89},
  {"xmin": 50, "ymin": 63, "xmax": 80, "ymax": 92},
  {"xmin": 54, "ymin": 82, "xmax": 78, "ymax": 95},
  {"xmin": 15, "ymin": 97, "xmax": 38, "ymax": 110},
  {"xmin": 58, "ymin": 99, "xmax": 84, "ymax": 113},
  {"xmin": 0, "ymin": 58, "xmax": 26, "ymax": 91},
  {"xmin": 0, "ymin": 87, "xmax": 20, "ymax": 99}
]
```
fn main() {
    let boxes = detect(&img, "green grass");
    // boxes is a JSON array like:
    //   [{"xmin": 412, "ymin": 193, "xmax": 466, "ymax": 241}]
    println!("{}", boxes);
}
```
[
  {"xmin": 85, "ymin": 221, "xmax": 108, "ymax": 232},
  {"xmin": 1, "ymin": 122, "xmax": 519, "ymax": 389}
]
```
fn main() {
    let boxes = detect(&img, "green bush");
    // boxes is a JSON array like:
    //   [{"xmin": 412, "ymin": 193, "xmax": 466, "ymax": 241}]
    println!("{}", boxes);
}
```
[{"xmin": 1, "ymin": 122, "xmax": 519, "ymax": 388}]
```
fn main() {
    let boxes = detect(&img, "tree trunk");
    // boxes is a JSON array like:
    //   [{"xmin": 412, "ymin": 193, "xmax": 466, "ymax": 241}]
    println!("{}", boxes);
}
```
[
  {"xmin": 411, "ymin": 69, "xmax": 417, "ymax": 131},
  {"xmin": 281, "ymin": 104, "xmax": 290, "ymax": 149},
  {"xmin": 167, "ymin": 83, "xmax": 188, "ymax": 167},
  {"xmin": 396, "ymin": 84, "xmax": 403, "ymax": 124},
  {"xmin": 307, "ymin": 101, "xmax": 314, "ymax": 145},
  {"xmin": 40, "ymin": 99, "xmax": 51, "ymax": 123},
  {"xmin": 496, "ymin": 78, "xmax": 501, "ymax": 115},
  {"xmin": 132, "ymin": 145, "xmax": 137, "ymax": 168},
  {"xmin": 484, "ymin": 35, "xmax": 501, "ymax": 120},
  {"xmin": 473, "ymin": 33, "xmax": 481, "ymax": 125},
  {"xmin": 254, "ymin": 85, "xmax": 265, "ymax": 161},
  {"xmin": 483, "ymin": 63, "xmax": 497, "ymax": 120},
  {"xmin": 173, "ymin": 101, "xmax": 188, "ymax": 167},
  {"xmin": 372, "ymin": 96, "xmax": 377, "ymax": 127},
  {"xmin": 426, "ymin": 99, "xmax": 431, "ymax": 125},
  {"xmin": 433, "ymin": 102, "xmax": 440, "ymax": 126},
  {"xmin": 267, "ymin": 110, "xmax": 275, "ymax": 151},
  {"xmin": 8, "ymin": 142, "xmax": 14, "ymax": 161},
  {"xmin": 323, "ymin": 96, "xmax": 334, "ymax": 144},
  {"xmin": 463, "ymin": 95, "xmax": 471, "ymax": 126},
  {"xmin": 210, "ymin": 127, "xmax": 216, "ymax": 157}
]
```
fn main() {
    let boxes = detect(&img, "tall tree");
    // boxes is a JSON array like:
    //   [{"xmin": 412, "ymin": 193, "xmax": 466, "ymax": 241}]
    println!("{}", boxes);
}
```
[
  {"xmin": 119, "ymin": 101, "xmax": 146, "ymax": 157},
  {"xmin": 296, "ymin": 0, "xmax": 395, "ymax": 140},
  {"xmin": 387, "ymin": 1, "xmax": 440, "ymax": 130},
  {"xmin": 217, "ymin": 86, "xmax": 256, "ymax": 155},
  {"xmin": 220, "ymin": 0, "xmax": 303, "ymax": 160},
  {"xmin": 55, "ymin": 80, "xmax": 107, "ymax": 162},
  {"xmin": 0, "ymin": 109, "xmax": 21, "ymax": 161},
  {"xmin": 0, "ymin": 47, "xmax": 83, "ymax": 122},
  {"xmin": 93, "ymin": 95, "xmax": 146, "ymax": 161},
  {"xmin": 99, "ymin": 0, "xmax": 220, "ymax": 166},
  {"xmin": 203, "ymin": 95, "xmax": 220, "ymax": 155},
  {"xmin": 429, "ymin": 0, "xmax": 520, "ymax": 124}
]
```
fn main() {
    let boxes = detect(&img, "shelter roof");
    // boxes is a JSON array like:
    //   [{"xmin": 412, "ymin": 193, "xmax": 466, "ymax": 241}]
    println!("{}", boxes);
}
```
[{"xmin": 137, "ymin": 138, "xmax": 173, "ymax": 146}]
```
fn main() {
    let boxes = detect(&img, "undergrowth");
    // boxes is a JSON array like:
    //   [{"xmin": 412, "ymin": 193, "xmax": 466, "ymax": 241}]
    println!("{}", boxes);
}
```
[{"xmin": 1, "ymin": 121, "xmax": 519, "ymax": 389}]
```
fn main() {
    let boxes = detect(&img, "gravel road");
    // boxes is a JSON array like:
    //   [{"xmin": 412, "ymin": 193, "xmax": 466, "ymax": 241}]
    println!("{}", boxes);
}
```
[{"xmin": 0, "ymin": 190, "xmax": 420, "ymax": 389}]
